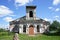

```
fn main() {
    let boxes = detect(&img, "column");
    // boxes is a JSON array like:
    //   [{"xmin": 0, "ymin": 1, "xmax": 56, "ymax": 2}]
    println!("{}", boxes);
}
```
[
  {"xmin": 34, "ymin": 24, "xmax": 37, "ymax": 34},
  {"xmin": 19, "ymin": 24, "xmax": 23, "ymax": 33},
  {"xmin": 26, "ymin": 24, "xmax": 30, "ymax": 34}
]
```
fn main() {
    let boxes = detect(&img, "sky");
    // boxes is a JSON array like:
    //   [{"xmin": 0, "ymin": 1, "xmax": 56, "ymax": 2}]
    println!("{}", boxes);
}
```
[{"xmin": 0, "ymin": 0, "xmax": 60, "ymax": 29}]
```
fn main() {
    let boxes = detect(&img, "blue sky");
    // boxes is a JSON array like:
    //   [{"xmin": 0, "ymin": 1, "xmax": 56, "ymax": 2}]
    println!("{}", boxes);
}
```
[{"xmin": 0, "ymin": 0, "xmax": 60, "ymax": 29}]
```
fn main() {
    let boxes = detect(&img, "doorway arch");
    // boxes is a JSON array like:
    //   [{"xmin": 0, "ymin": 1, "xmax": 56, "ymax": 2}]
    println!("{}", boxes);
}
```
[{"xmin": 29, "ymin": 25, "xmax": 34, "ymax": 35}]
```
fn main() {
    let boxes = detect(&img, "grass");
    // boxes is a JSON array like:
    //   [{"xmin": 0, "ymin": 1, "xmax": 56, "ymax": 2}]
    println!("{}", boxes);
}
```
[
  {"xmin": 0, "ymin": 32, "xmax": 60, "ymax": 40},
  {"xmin": 19, "ymin": 34, "xmax": 60, "ymax": 40},
  {"xmin": 0, "ymin": 32, "xmax": 14, "ymax": 40}
]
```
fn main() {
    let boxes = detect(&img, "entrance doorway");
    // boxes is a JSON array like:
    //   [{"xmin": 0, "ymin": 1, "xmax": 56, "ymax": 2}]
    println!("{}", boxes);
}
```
[{"xmin": 29, "ymin": 25, "xmax": 34, "ymax": 35}]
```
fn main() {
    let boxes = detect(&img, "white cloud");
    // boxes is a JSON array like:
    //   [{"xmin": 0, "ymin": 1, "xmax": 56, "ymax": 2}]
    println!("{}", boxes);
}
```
[
  {"xmin": 53, "ymin": 0, "xmax": 60, "ymax": 5},
  {"xmin": 54, "ymin": 16, "xmax": 59, "ymax": 19},
  {"xmin": 55, "ymin": 8, "xmax": 60, "ymax": 12},
  {"xmin": 53, "ymin": 16, "xmax": 60, "ymax": 22},
  {"xmin": 44, "ymin": 18, "xmax": 53, "ymax": 23},
  {"xmin": 44, "ymin": 18, "xmax": 48, "ymax": 21},
  {"xmin": 48, "ymin": 7, "xmax": 53, "ymax": 9},
  {"xmin": 48, "ymin": 6, "xmax": 60, "ymax": 12},
  {"xmin": 55, "ymin": 16, "xmax": 59, "ymax": 18},
  {"xmin": 0, "ymin": 5, "xmax": 14, "ymax": 17},
  {"xmin": 48, "ymin": 6, "xmax": 55, "ymax": 12},
  {"xmin": 3, "ymin": 17, "xmax": 14, "ymax": 22},
  {"xmin": 44, "ymin": 18, "xmax": 51, "ymax": 21},
  {"xmin": 54, "ymin": 18, "xmax": 60, "ymax": 22},
  {"xmin": 15, "ymin": 0, "xmax": 33, "ymax": 7}
]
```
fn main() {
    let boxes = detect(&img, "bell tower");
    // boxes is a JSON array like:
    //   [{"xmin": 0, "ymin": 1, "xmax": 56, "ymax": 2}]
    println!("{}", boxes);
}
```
[{"xmin": 26, "ymin": 6, "xmax": 36, "ymax": 20}]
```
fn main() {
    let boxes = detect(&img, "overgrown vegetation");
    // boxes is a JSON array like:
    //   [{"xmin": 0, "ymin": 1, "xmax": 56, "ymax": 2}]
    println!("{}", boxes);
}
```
[{"xmin": 0, "ymin": 32, "xmax": 60, "ymax": 40}]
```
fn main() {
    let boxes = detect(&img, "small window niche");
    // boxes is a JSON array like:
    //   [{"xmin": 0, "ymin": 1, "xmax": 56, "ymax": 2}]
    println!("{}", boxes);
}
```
[{"xmin": 29, "ymin": 11, "xmax": 33, "ymax": 17}]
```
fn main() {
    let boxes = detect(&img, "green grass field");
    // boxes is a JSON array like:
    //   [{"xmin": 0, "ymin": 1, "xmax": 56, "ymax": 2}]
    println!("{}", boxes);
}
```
[{"xmin": 0, "ymin": 32, "xmax": 60, "ymax": 40}]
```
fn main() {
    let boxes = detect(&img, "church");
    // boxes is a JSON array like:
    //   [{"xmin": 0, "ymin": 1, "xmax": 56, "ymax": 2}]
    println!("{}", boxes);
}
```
[{"xmin": 9, "ymin": 6, "xmax": 50, "ymax": 35}]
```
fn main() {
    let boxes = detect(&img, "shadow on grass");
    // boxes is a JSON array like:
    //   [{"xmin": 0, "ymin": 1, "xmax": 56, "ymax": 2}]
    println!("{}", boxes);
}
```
[{"xmin": 43, "ymin": 32, "xmax": 60, "ymax": 36}]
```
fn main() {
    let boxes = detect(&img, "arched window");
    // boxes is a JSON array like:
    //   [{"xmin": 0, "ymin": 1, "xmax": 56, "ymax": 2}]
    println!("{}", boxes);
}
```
[
  {"xmin": 23, "ymin": 25, "xmax": 26, "ymax": 33},
  {"xmin": 29, "ymin": 11, "xmax": 33, "ymax": 17},
  {"xmin": 37, "ymin": 25, "xmax": 40, "ymax": 32}
]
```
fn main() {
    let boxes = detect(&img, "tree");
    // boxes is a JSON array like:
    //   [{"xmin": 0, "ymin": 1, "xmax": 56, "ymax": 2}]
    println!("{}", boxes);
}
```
[{"xmin": 49, "ymin": 20, "xmax": 60, "ymax": 32}]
